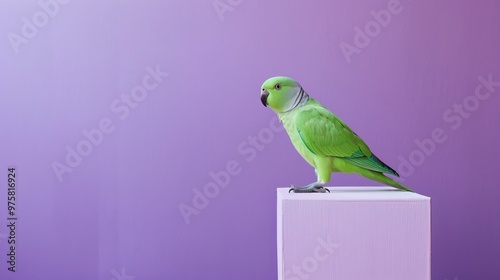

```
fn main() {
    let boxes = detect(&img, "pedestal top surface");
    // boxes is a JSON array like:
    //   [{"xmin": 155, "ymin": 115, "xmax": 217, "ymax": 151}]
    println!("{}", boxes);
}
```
[{"xmin": 277, "ymin": 186, "xmax": 430, "ymax": 201}]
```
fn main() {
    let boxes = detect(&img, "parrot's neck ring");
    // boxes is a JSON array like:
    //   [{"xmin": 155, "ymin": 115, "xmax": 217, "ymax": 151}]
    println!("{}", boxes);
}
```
[{"xmin": 281, "ymin": 87, "xmax": 309, "ymax": 113}]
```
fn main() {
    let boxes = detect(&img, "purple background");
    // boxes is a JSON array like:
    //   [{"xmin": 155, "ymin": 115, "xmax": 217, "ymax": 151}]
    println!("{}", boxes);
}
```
[{"xmin": 1, "ymin": 0, "xmax": 499, "ymax": 279}]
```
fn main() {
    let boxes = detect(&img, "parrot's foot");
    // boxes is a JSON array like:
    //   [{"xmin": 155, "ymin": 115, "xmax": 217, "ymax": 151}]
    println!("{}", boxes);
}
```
[{"xmin": 289, "ymin": 182, "xmax": 330, "ymax": 193}]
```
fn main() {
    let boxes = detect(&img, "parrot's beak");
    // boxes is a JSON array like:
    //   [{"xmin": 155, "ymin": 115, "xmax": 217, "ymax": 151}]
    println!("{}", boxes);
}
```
[{"xmin": 261, "ymin": 89, "xmax": 269, "ymax": 107}]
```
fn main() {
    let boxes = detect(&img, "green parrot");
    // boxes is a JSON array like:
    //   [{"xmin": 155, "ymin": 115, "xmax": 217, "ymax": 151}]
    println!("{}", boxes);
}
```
[{"xmin": 260, "ymin": 76, "xmax": 412, "ymax": 193}]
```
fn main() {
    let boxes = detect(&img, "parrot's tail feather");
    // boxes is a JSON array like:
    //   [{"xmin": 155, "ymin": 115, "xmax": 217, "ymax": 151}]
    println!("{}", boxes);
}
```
[
  {"xmin": 358, "ymin": 168, "xmax": 413, "ymax": 192},
  {"xmin": 383, "ymin": 177, "xmax": 413, "ymax": 192},
  {"xmin": 334, "ymin": 158, "xmax": 413, "ymax": 192},
  {"xmin": 372, "ymin": 154, "xmax": 400, "ymax": 177}
]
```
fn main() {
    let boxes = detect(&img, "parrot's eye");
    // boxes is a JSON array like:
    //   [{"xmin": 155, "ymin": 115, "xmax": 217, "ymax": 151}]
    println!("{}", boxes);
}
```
[{"xmin": 275, "ymin": 84, "xmax": 281, "ymax": 90}]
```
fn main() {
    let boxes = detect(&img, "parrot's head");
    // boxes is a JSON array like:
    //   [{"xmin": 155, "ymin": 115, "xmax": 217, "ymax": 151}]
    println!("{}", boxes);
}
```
[{"xmin": 260, "ymin": 76, "xmax": 309, "ymax": 113}]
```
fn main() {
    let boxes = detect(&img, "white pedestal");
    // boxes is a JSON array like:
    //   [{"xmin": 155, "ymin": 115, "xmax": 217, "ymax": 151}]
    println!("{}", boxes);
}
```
[{"xmin": 277, "ymin": 187, "xmax": 430, "ymax": 280}]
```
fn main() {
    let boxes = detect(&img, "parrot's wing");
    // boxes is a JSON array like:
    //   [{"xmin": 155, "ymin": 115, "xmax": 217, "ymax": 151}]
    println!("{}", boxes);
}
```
[
  {"xmin": 295, "ymin": 107, "xmax": 399, "ymax": 176},
  {"xmin": 295, "ymin": 107, "xmax": 370, "ymax": 157}
]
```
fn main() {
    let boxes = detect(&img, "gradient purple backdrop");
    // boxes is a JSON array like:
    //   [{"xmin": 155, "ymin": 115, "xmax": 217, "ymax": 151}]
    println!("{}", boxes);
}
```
[{"xmin": 1, "ymin": 0, "xmax": 499, "ymax": 279}]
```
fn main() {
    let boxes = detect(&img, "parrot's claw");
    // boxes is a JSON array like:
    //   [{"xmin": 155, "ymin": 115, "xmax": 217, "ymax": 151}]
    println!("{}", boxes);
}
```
[{"xmin": 288, "ymin": 183, "xmax": 330, "ymax": 193}]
